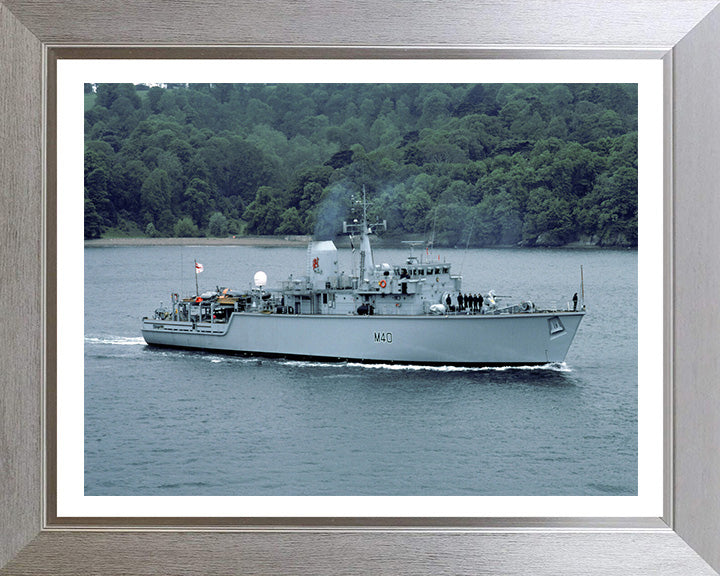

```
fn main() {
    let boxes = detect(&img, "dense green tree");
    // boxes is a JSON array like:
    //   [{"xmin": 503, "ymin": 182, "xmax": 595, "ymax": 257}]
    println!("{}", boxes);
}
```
[
  {"xmin": 243, "ymin": 187, "xmax": 284, "ymax": 235},
  {"xmin": 419, "ymin": 88, "xmax": 451, "ymax": 128},
  {"xmin": 401, "ymin": 186, "xmax": 432, "ymax": 232},
  {"xmin": 473, "ymin": 191, "xmax": 523, "ymax": 245},
  {"xmin": 146, "ymin": 86, "xmax": 164, "ymax": 113},
  {"xmin": 522, "ymin": 187, "xmax": 576, "ymax": 246},
  {"xmin": 182, "ymin": 178, "xmax": 213, "ymax": 225},
  {"xmin": 96, "ymin": 83, "xmax": 141, "ymax": 110},
  {"xmin": 84, "ymin": 196, "xmax": 105, "ymax": 239},
  {"xmin": 112, "ymin": 159, "xmax": 149, "ymax": 217},
  {"xmin": 434, "ymin": 203, "xmax": 470, "ymax": 246},
  {"xmin": 155, "ymin": 209, "xmax": 175, "ymax": 235},
  {"xmin": 140, "ymin": 168, "xmax": 172, "ymax": 219},
  {"xmin": 84, "ymin": 82, "xmax": 638, "ymax": 247},
  {"xmin": 580, "ymin": 166, "xmax": 638, "ymax": 245},
  {"xmin": 173, "ymin": 216, "xmax": 201, "ymax": 237},
  {"xmin": 85, "ymin": 167, "xmax": 115, "ymax": 226},
  {"xmin": 207, "ymin": 212, "xmax": 229, "ymax": 237},
  {"xmin": 144, "ymin": 222, "xmax": 161, "ymax": 238},
  {"xmin": 276, "ymin": 207, "xmax": 305, "ymax": 235}
]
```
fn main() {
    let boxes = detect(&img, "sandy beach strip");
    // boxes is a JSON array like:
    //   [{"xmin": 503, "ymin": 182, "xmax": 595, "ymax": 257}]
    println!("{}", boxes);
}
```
[{"xmin": 84, "ymin": 235, "xmax": 313, "ymax": 248}]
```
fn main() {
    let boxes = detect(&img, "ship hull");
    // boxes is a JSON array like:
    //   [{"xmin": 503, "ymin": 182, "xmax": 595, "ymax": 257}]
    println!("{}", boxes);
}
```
[{"xmin": 141, "ymin": 311, "xmax": 584, "ymax": 366}]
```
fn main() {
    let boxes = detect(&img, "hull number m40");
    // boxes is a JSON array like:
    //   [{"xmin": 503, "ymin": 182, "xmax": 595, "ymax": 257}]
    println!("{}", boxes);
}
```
[{"xmin": 374, "ymin": 331, "xmax": 393, "ymax": 344}]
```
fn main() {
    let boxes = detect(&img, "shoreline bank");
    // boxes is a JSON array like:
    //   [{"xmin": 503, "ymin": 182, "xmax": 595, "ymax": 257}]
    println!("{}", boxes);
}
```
[
  {"xmin": 85, "ymin": 236, "xmax": 313, "ymax": 248},
  {"xmin": 85, "ymin": 236, "xmax": 636, "ymax": 250}
]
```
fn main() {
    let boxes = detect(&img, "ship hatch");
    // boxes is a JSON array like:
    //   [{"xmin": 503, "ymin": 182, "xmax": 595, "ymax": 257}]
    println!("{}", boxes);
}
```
[{"xmin": 548, "ymin": 316, "xmax": 565, "ymax": 336}]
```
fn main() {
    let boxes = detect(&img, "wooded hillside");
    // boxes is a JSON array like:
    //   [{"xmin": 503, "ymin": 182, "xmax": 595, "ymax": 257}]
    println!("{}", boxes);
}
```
[{"xmin": 84, "ymin": 82, "xmax": 638, "ymax": 246}]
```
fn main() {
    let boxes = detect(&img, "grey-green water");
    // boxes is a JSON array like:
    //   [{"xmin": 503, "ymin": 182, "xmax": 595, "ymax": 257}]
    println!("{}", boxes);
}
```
[{"xmin": 84, "ymin": 245, "xmax": 637, "ymax": 496}]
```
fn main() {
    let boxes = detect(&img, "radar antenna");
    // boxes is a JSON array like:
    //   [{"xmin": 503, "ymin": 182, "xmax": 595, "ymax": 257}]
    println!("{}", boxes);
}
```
[
  {"xmin": 342, "ymin": 186, "xmax": 387, "ymax": 237},
  {"xmin": 401, "ymin": 240, "xmax": 426, "ymax": 264}
]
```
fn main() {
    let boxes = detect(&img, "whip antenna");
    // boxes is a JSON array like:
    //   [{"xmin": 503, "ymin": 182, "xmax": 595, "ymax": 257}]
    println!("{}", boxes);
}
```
[{"xmin": 459, "ymin": 214, "xmax": 476, "ymax": 275}]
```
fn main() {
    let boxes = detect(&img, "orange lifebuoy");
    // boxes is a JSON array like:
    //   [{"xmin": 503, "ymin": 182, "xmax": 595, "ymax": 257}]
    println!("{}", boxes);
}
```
[
  {"xmin": 195, "ymin": 297, "xmax": 203, "ymax": 303},
  {"xmin": 379, "ymin": 279, "xmax": 387, "ymax": 288}
]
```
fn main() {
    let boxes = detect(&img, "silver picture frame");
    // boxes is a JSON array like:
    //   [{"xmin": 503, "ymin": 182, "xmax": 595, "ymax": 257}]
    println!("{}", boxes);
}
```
[{"xmin": 2, "ymin": 1, "xmax": 720, "ymax": 574}]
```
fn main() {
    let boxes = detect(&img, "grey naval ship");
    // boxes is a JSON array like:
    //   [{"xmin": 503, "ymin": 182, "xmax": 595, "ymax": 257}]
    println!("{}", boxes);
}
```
[{"xmin": 142, "ymin": 204, "xmax": 585, "ymax": 366}]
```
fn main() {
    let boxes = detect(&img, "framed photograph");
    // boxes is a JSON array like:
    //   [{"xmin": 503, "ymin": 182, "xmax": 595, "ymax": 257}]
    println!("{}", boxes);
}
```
[
  {"xmin": 2, "ymin": 1, "xmax": 720, "ymax": 575},
  {"xmin": 57, "ymin": 58, "xmax": 662, "ymax": 522}
]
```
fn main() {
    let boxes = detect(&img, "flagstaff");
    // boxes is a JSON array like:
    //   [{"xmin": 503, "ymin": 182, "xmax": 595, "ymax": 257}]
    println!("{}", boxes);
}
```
[{"xmin": 195, "ymin": 260, "xmax": 203, "ymax": 296}]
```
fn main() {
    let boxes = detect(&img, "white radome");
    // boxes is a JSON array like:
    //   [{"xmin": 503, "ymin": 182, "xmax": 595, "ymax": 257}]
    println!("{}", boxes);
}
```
[{"xmin": 253, "ymin": 271, "xmax": 267, "ymax": 288}]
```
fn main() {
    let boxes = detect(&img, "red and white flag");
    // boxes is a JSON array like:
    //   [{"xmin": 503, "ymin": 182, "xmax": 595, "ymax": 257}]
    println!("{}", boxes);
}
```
[{"xmin": 195, "ymin": 262, "xmax": 204, "ymax": 274}]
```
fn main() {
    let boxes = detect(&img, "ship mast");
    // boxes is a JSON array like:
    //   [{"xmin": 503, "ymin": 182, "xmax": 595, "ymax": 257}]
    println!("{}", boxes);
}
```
[
  {"xmin": 342, "ymin": 186, "xmax": 386, "ymax": 285},
  {"xmin": 358, "ymin": 187, "xmax": 373, "ymax": 283},
  {"xmin": 195, "ymin": 259, "xmax": 199, "ymax": 297}
]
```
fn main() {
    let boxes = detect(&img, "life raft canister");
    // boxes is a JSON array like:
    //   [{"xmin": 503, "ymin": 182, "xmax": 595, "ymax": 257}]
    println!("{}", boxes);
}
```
[{"xmin": 379, "ymin": 279, "xmax": 387, "ymax": 288}]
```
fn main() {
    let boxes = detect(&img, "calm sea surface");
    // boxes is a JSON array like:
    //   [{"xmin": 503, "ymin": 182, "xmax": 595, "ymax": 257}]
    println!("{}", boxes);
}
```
[{"xmin": 84, "ymin": 244, "xmax": 637, "ymax": 496}]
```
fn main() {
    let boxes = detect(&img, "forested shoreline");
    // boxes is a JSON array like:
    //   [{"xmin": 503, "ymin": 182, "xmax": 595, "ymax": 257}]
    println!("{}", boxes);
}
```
[{"xmin": 84, "ymin": 83, "xmax": 638, "ymax": 247}]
